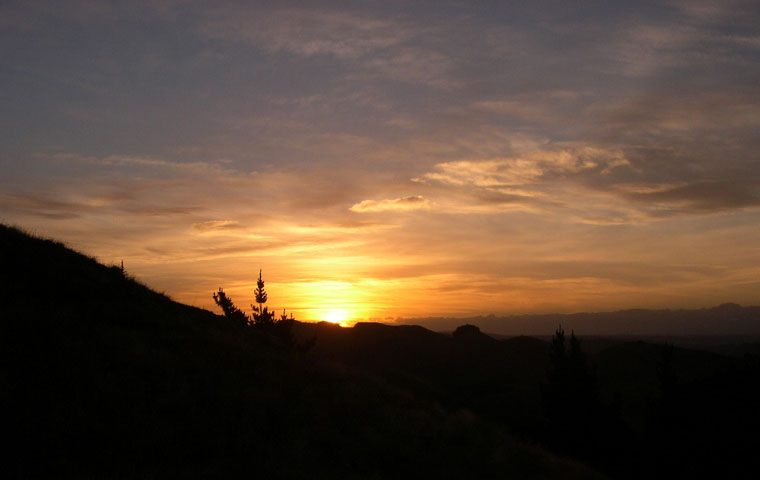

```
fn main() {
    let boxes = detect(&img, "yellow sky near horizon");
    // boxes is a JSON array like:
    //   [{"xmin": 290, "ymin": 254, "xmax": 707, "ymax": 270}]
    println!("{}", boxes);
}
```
[
  {"xmin": 29, "ymin": 203, "xmax": 757, "ymax": 327},
  {"xmin": 2, "ymin": 2, "xmax": 759, "ymax": 329}
]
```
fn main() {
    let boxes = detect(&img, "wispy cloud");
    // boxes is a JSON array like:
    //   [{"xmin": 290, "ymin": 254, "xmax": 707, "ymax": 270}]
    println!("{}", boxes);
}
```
[
  {"xmin": 416, "ymin": 140, "xmax": 760, "ymax": 223},
  {"xmin": 198, "ymin": 6, "xmax": 458, "ymax": 89},
  {"xmin": 202, "ymin": 9, "xmax": 409, "ymax": 59},
  {"xmin": 624, "ymin": 181, "xmax": 760, "ymax": 216},
  {"xmin": 192, "ymin": 220, "xmax": 243, "ymax": 232},
  {"xmin": 0, "ymin": 193, "xmax": 83, "ymax": 220},
  {"xmin": 414, "ymin": 146, "xmax": 631, "ymax": 216},
  {"xmin": 350, "ymin": 195, "xmax": 431, "ymax": 213}
]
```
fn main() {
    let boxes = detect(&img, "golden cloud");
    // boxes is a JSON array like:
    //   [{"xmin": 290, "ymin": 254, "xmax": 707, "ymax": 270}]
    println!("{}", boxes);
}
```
[
  {"xmin": 192, "ymin": 220, "xmax": 243, "ymax": 232},
  {"xmin": 350, "ymin": 195, "xmax": 431, "ymax": 213}
]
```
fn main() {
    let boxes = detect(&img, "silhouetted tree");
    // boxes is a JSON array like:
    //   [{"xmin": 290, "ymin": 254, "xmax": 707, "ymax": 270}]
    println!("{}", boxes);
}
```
[
  {"xmin": 213, "ymin": 288, "xmax": 249, "ymax": 326},
  {"xmin": 545, "ymin": 328, "xmax": 635, "ymax": 476},
  {"xmin": 542, "ymin": 325, "xmax": 598, "ymax": 458},
  {"xmin": 548, "ymin": 325, "xmax": 567, "ymax": 377},
  {"xmin": 251, "ymin": 270, "xmax": 275, "ymax": 326}
]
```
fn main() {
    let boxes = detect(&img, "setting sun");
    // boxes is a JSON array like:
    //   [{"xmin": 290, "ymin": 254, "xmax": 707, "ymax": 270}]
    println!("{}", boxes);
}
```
[{"xmin": 323, "ymin": 309, "xmax": 351, "ymax": 325}]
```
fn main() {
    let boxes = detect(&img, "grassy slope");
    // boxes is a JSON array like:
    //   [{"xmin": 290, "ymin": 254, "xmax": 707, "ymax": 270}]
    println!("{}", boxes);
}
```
[{"xmin": 0, "ymin": 224, "xmax": 602, "ymax": 479}]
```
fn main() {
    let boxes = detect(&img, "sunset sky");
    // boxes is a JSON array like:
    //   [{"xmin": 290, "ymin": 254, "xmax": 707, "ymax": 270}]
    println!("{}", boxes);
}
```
[{"xmin": 2, "ymin": 1, "xmax": 759, "ymax": 326}]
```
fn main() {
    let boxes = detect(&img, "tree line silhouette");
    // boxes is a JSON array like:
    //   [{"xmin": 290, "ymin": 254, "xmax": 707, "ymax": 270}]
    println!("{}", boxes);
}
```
[
  {"xmin": 542, "ymin": 326, "xmax": 634, "ymax": 475},
  {"xmin": 213, "ymin": 269, "xmax": 292, "ymax": 327},
  {"xmin": 213, "ymin": 270, "xmax": 314, "ymax": 351}
]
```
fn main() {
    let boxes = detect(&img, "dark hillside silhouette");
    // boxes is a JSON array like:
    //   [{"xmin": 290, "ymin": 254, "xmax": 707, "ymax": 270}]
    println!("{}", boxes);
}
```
[
  {"xmin": 291, "ymin": 318, "xmax": 760, "ymax": 479},
  {"xmin": 3, "ymin": 223, "xmax": 759, "ymax": 478},
  {"xmin": 0, "ymin": 224, "xmax": 602, "ymax": 479}
]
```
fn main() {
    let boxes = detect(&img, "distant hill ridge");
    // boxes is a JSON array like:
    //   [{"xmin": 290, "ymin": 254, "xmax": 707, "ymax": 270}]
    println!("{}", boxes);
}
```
[{"xmin": 402, "ymin": 302, "xmax": 760, "ymax": 336}]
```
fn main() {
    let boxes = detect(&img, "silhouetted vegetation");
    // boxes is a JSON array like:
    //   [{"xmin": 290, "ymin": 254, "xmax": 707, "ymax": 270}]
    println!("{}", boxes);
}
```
[
  {"xmin": 541, "ymin": 327, "xmax": 632, "ymax": 476},
  {"xmin": 212, "ymin": 287, "xmax": 249, "ymax": 326},
  {"xmin": 251, "ymin": 269, "xmax": 276, "ymax": 325},
  {"xmin": 3, "ymin": 223, "xmax": 760, "ymax": 478},
  {"xmin": 213, "ymin": 270, "xmax": 301, "ymax": 349},
  {"xmin": 212, "ymin": 270, "xmax": 284, "ymax": 328},
  {"xmin": 543, "ymin": 326, "xmax": 598, "ymax": 458}
]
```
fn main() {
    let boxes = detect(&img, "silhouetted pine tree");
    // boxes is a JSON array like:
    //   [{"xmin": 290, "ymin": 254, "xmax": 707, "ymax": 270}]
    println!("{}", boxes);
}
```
[
  {"xmin": 547, "ymin": 325, "xmax": 567, "ymax": 381},
  {"xmin": 542, "ymin": 325, "xmax": 598, "ymax": 459},
  {"xmin": 212, "ymin": 288, "xmax": 249, "ymax": 326},
  {"xmin": 251, "ymin": 269, "xmax": 275, "ymax": 326}
]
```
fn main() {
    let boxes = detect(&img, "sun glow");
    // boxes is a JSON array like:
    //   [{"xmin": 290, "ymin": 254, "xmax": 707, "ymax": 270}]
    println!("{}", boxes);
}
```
[
  {"xmin": 323, "ymin": 309, "xmax": 351, "ymax": 325},
  {"xmin": 271, "ymin": 280, "xmax": 372, "ymax": 326}
]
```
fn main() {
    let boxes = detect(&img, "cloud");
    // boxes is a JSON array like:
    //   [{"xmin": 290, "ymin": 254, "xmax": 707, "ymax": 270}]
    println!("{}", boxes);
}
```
[
  {"xmin": 624, "ymin": 180, "xmax": 760, "ymax": 216},
  {"xmin": 350, "ymin": 195, "xmax": 431, "ymax": 213},
  {"xmin": 424, "ymin": 147, "xmax": 630, "ymax": 189},
  {"xmin": 202, "ymin": 9, "xmax": 408, "ymax": 59},
  {"xmin": 415, "ymin": 140, "xmax": 760, "ymax": 222},
  {"xmin": 0, "ymin": 193, "xmax": 83, "ymax": 220},
  {"xmin": 199, "ymin": 6, "xmax": 458, "ymax": 89},
  {"xmin": 593, "ymin": 90, "xmax": 760, "ymax": 143},
  {"xmin": 119, "ymin": 204, "xmax": 200, "ymax": 216},
  {"xmin": 192, "ymin": 220, "xmax": 243, "ymax": 232},
  {"xmin": 362, "ymin": 46, "xmax": 459, "ymax": 89}
]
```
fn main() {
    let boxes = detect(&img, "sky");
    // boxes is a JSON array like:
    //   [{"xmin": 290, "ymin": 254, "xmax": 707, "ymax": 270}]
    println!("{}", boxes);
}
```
[{"xmin": 1, "ymin": 0, "xmax": 759, "ymax": 326}]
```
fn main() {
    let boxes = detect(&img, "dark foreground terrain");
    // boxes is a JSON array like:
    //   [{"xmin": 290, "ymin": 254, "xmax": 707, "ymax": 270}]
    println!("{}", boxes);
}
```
[{"xmin": 2, "ymin": 224, "xmax": 759, "ymax": 478}]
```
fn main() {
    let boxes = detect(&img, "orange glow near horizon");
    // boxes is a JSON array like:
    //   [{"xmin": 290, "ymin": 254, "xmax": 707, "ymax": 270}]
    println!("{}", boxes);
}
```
[
  {"xmin": 320, "ymin": 309, "xmax": 351, "ymax": 326},
  {"xmin": 3, "ymin": 2, "xmax": 760, "ymax": 334},
  {"xmin": 265, "ymin": 280, "xmax": 370, "ymax": 326},
  {"xmin": 167, "ymin": 257, "xmax": 760, "ymax": 328}
]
